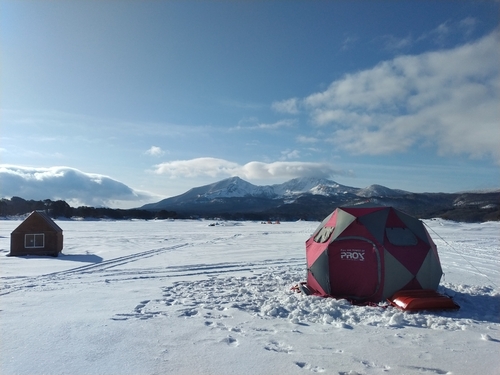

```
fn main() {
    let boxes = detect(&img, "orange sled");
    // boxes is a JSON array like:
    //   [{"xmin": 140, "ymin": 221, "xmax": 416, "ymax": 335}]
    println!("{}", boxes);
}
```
[{"xmin": 388, "ymin": 290, "xmax": 460, "ymax": 312}]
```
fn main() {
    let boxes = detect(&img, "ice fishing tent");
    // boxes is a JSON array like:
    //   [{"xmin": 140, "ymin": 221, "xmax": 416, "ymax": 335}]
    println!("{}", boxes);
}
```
[{"xmin": 305, "ymin": 205, "xmax": 442, "ymax": 303}]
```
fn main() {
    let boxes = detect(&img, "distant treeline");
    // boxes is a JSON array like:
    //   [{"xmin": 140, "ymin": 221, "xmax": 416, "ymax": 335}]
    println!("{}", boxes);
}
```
[
  {"xmin": 1, "ymin": 195, "xmax": 499, "ymax": 223},
  {"xmin": 0, "ymin": 197, "xmax": 178, "ymax": 220}
]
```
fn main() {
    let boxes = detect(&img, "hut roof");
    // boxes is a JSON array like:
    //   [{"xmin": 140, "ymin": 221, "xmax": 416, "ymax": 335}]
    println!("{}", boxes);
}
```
[{"xmin": 13, "ymin": 211, "xmax": 63, "ymax": 233}]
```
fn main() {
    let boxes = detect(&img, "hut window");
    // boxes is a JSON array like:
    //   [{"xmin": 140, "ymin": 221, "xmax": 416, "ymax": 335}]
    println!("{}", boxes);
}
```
[{"xmin": 25, "ymin": 234, "xmax": 45, "ymax": 248}]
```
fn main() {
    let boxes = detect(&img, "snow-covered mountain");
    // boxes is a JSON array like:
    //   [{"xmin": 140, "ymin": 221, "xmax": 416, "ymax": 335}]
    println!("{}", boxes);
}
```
[
  {"xmin": 144, "ymin": 176, "xmax": 361, "ymax": 206},
  {"xmin": 185, "ymin": 176, "xmax": 359, "ymax": 200},
  {"xmin": 169, "ymin": 176, "xmax": 402, "ymax": 200},
  {"xmin": 355, "ymin": 184, "xmax": 409, "ymax": 198},
  {"xmin": 198, "ymin": 177, "xmax": 276, "ymax": 199},
  {"xmin": 141, "ymin": 176, "xmax": 401, "ymax": 211},
  {"xmin": 140, "ymin": 176, "xmax": 499, "ymax": 222},
  {"xmin": 272, "ymin": 177, "xmax": 359, "ymax": 197},
  {"xmin": 203, "ymin": 176, "xmax": 362, "ymax": 198}
]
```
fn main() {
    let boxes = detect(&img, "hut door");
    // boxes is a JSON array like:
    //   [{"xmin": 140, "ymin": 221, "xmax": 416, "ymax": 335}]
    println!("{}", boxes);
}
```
[{"xmin": 328, "ymin": 238, "xmax": 381, "ymax": 300}]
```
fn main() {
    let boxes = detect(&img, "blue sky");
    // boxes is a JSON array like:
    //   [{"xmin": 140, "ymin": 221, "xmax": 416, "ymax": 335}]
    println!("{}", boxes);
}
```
[{"xmin": 1, "ymin": 1, "xmax": 499, "ymax": 208}]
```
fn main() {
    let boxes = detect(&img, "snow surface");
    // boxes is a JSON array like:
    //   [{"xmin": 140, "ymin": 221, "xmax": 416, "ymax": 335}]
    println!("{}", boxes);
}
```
[{"xmin": 0, "ymin": 218, "xmax": 499, "ymax": 375}]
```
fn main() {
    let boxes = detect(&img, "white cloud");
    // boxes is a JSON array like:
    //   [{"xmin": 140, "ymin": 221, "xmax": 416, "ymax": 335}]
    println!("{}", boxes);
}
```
[
  {"xmin": 381, "ymin": 34, "xmax": 413, "ymax": 51},
  {"xmin": 257, "ymin": 119, "xmax": 296, "ymax": 130},
  {"xmin": 219, "ymin": 98, "xmax": 265, "ymax": 110},
  {"xmin": 434, "ymin": 21, "xmax": 451, "ymax": 41},
  {"xmin": 459, "ymin": 17, "xmax": 477, "ymax": 37},
  {"xmin": 240, "ymin": 161, "xmax": 344, "ymax": 180},
  {"xmin": 341, "ymin": 35, "xmax": 359, "ymax": 50},
  {"xmin": 381, "ymin": 18, "xmax": 480, "ymax": 53},
  {"xmin": 280, "ymin": 149, "xmax": 300, "ymax": 160},
  {"xmin": 416, "ymin": 18, "xmax": 481, "ymax": 47},
  {"xmin": 296, "ymin": 135, "xmax": 319, "ymax": 144},
  {"xmin": 154, "ymin": 158, "xmax": 240, "ymax": 178},
  {"xmin": 271, "ymin": 98, "xmax": 300, "ymax": 114},
  {"xmin": 231, "ymin": 118, "xmax": 296, "ymax": 131},
  {"xmin": 0, "ymin": 165, "xmax": 159, "ymax": 208},
  {"xmin": 154, "ymin": 157, "xmax": 348, "ymax": 180},
  {"xmin": 145, "ymin": 146, "xmax": 165, "ymax": 157},
  {"xmin": 290, "ymin": 30, "xmax": 500, "ymax": 163}
]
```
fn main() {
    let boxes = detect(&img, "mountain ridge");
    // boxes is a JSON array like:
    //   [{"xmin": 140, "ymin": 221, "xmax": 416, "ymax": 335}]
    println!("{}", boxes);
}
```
[
  {"xmin": 139, "ymin": 176, "xmax": 499, "ymax": 222},
  {"xmin": 141, "ymin": 176, "xmax": 366, "ymax": 210}
]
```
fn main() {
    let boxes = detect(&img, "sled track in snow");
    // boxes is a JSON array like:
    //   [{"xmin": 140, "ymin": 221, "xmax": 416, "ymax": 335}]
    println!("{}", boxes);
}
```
[
  {"xmin": 0, "ymin": 239, "xmax": 305, "ymax": 296},
  {"xmin": 0, "ymin": 242, "xmax": 189, "ymax": 295},
  {"xmin": 95, "ymin": 257, "xmax": 305, "ymax": 282},
  {"xmin": 57, "ymin": 242, "xmax": 191, "ymax": 275}
]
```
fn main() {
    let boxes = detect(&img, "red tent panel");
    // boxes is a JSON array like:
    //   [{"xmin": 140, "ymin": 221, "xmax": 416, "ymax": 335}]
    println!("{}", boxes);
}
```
[{"xmin": 328, "ymin": 239, "xmax": 381, "ymax": 300}]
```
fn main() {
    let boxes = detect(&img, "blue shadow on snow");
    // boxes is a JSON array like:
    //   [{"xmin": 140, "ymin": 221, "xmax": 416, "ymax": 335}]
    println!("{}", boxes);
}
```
[
  {"xmin": 57, "ymin": 253, "xmax": 103, "ymax": 263},
  {"xmin": 437, "ymin": 285, "xmax": 500, "ymax": 325}
]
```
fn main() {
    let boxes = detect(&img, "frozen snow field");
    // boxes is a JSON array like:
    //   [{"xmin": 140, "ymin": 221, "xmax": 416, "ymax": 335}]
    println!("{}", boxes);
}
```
[{"xmin": 0, "ymin": 218, "xmax": 499, "ymax": 375}]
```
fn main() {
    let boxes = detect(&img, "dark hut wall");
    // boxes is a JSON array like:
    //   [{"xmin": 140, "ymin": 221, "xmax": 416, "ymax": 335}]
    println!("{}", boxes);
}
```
[{"xmin": 10, "ymin": 213, "xmax": 63, "ymax": 256}]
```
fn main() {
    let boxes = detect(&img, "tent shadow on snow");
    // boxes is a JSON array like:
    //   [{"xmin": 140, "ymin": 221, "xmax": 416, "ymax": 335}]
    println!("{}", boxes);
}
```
[{"xmin": 438, "ymin": 286, "xmax": 500, "ymax": 324}]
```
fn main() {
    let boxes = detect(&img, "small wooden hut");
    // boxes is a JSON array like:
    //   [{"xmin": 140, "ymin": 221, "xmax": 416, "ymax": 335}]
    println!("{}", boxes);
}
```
[{"xmin": 10, "ymin": 211, "xmax": 63, "ymax": 257}]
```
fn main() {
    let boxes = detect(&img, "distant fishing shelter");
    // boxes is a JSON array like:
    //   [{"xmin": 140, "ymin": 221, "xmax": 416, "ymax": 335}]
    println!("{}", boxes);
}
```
[{"xmin": 10, "ymin": 211, "xmax": 63, "ymax": 257}]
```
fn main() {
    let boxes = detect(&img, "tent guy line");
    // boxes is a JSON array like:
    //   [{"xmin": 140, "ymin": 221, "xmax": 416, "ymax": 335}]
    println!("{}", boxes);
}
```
[{"xmin": 423, "ymin": 221, "xmax": 499, "ymax": 289}]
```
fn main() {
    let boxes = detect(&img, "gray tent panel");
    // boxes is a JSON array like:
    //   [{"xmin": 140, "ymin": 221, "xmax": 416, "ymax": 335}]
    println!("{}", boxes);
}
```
[
  {"xmin": 416, "ymin": 250, "xmax": 443, "ymax": 290},
  {"xmin": 330, "ymin": 209, "xmax": 356, "ymax": 242},
  {"xmin": 358, "ymin": 208, "xmax": 390, "ymax": 245},
  {"xmin": 394, "ymin": 209, "xmax": 431, "ymax": 245},
  {"xmin": 309, "ymin": 250, "xmax": 331, "ymax": 295},
  {"xmin": 382, "ymin": 249, "xmax": 415, "ymax": 300},
  {"xmin": 386, "ymin": 227, "xmax": 418, "ymax": 246}
]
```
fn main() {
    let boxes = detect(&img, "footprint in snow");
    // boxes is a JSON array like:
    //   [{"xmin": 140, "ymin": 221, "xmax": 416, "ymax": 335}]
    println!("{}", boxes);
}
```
[
  {"xmin": 110, "ymin": 315, "xmax": 130, "ymax": 321},
  {"xmin": 481, "ymin": 334, "xmax": 500, "ymax": 342},
  {"xmin": 405, "ymin": 366, "xmax": 450, "ymax": 374},
  {"xmin": 178, "ymin": 308, "xmax": 199, "ymax": 317},
  {"xmin": 134, "ymin": 300, "xmax": 150, "ymax": 313},
  {"xmin": 295, "ymin": 362, "xmax": 325, "ymax": 372},
  {"xmin": 204, "ymin": 321, "xmax": 226, "ymax": 329},
  {"xmin": 264, "ymin": 340, "xmax": 293, "ymax": 354},
  {"xmin": 221, "ymin": 335, "xmax": 239, "ymax": 347}
]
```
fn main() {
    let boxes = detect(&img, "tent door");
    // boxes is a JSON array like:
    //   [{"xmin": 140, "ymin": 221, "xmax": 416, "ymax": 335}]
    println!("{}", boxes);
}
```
[{"xmin": 328, "ymin": 237, "xmax": 381, "ymax": 300}]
